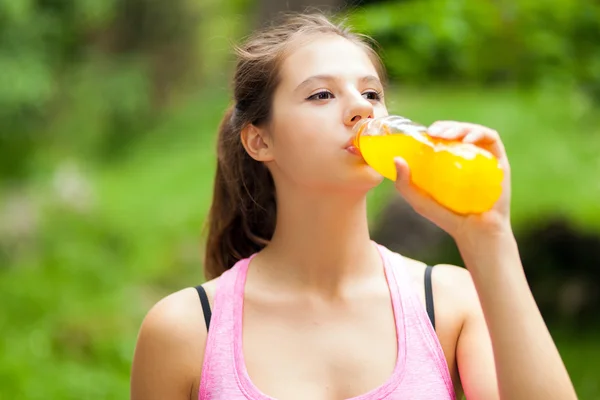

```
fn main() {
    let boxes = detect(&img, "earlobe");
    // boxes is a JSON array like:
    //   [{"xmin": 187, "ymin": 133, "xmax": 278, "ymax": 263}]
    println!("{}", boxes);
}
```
[{"xmin": 241, "ymin": 123, "xmax": 274, "ymax": 162}]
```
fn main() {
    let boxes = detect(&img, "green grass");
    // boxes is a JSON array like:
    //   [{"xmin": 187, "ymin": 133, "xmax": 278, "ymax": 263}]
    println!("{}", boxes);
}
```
[{"xmin": 1, "ymin": 86, "xmax": 599, "ymax": 398}]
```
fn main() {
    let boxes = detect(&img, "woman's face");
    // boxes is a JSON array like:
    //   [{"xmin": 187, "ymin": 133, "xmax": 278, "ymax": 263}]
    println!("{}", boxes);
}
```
[{"xmin": 265, "ymin": 34, "xmax": 388, "ymax": 193}]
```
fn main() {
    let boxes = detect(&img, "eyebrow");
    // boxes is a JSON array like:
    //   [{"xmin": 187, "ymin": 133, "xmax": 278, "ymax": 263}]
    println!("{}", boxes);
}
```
[{"xmin": 294, "ymin": 74, "xmax": 383, "ymax": 93}]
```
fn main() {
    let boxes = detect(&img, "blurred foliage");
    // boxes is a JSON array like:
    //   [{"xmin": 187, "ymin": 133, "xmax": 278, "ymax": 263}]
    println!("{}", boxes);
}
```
[
  {"xmin": 349, "ymin": 0, "xmax": 600, "ymax": 98},
  {"xmin": 0, "ymin": 93, "xmax": 225, "ymax": 398},
  {"xmin": 0, "ymin": 0, "xmax": 241, "ymax": 183}
]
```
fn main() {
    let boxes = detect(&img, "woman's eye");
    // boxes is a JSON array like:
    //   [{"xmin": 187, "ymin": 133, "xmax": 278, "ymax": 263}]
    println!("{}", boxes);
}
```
[
  {"xmin": 363, "ymin": 90, "xmax": 382, "ymax": 101},
  {"xmin": 308, "ymin": 91, "xmax": 334, "ymax": 101}
]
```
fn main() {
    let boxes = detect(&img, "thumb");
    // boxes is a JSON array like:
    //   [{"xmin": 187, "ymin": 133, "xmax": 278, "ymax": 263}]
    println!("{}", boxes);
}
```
[
  {"xmin": 393, "ymin": 156, "xmax": 435, "ymax": 207},
  {"xmin": 393, "ymin": 157, "xmax": 412, "ymax": 194},
  {"xmin": 393, "ymin": 156, "xmax": 424, "ymax": 206},
  {"xmin": 393, "ymin": 157, "xmax": 459, "ymax": 230}
]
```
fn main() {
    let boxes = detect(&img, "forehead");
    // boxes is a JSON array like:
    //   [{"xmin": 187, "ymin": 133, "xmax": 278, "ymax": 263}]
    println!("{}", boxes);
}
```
[{"xmin": 279, "ymin": 34, "xmax": 379, "ymax": 87}]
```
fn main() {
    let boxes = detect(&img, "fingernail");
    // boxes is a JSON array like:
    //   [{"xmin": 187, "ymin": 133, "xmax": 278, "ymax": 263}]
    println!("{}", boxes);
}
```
[
  {"xmin": 443, "ymin": 127, "xmax": 458, "ymax": 138},
  {"xmin": 429, "ymin": 125, "xmax": 442, "ymax": 135},
  {"xmin": 464, "ymin": 132, "xmax": 476, "ymax": 143}
]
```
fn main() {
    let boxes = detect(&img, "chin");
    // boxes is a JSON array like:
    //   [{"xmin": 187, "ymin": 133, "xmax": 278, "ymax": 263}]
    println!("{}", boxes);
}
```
[{"xmin": 345, "ymin": 166, "xmax": 384, "ymax": 191}]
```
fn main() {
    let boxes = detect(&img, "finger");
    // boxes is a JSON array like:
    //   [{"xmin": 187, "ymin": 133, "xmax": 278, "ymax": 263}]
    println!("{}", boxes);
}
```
[
  {"xmin": 463, "ymin": 129, "xmax": 486, "ymax": 144},
  {"xmin": 428, "ymin": 121, "xmax": 470, "ymax": 141},
  {"xmin": 393, "ymin": 157, "xmax": 460, "ymax": 227},
  {"xmin": 452, "ymin": 123, "xmax": 499, "ymax": 143},
  {"xmin": 462, "ymin": 127, "xmax": 506, "ymax": 161},
  {"xmin": 428, "ymin": 121, "xmax": 454, "ymax": 137},
  {"xmin": 430, "ymin": 122, "xmax": 510, "ymax": 171}
]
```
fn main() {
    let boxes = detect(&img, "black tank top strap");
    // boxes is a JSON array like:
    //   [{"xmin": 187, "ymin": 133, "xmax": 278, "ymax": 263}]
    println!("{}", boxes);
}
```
[
  {"xmin": 424, "ymin": 265, "xmax": 435, "ymax": 330},
  {"xmin": 195, "ymin": 285, "xmax": 212, "ymax": 331}
]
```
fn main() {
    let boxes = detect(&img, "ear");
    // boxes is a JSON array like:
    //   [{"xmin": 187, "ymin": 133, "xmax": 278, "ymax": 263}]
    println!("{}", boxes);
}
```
[{"xmin": 241, "ymin": 123, "xmax": 274, "ymax": 162}]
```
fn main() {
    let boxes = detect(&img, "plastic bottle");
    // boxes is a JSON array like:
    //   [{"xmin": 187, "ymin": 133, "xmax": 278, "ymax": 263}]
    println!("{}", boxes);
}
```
[{"xmin": 353, "ymin": 115, "xmax": 504, "ymax": 215}]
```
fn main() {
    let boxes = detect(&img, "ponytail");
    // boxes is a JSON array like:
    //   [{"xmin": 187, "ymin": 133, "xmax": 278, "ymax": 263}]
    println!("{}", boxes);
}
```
[{"xmin": 204, "ymin": 105, "xmax": 277, "ymax": 280}]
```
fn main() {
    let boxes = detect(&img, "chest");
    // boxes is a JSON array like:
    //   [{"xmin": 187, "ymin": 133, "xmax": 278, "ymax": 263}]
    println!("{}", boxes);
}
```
[{"xmin": 242, "ymin": 295, "xmax": 398, "ymax": 400}]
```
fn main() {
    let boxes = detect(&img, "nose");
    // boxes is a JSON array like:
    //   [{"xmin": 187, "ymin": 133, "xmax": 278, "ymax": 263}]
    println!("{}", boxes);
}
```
[{"xmin": 343, "ymin": 93, "xmax": 373, "ymax": 127}]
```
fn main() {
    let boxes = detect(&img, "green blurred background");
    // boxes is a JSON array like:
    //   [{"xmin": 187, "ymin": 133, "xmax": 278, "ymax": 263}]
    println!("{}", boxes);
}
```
[{"xmin": 1, "ymin": 0, "xmax": 599, "ymax": 398}]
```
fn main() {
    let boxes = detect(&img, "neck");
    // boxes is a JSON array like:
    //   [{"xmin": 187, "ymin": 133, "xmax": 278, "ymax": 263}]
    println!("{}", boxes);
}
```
[{"xmin": 257, "ymin": 185, "xmax": 382, "ymax": 295}]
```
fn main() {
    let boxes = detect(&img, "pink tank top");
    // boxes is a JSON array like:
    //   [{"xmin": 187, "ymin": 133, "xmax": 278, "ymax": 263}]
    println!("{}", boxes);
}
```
[{"xmin": 199, "ymin": 244, "xmax": 456, "ymax": 399}]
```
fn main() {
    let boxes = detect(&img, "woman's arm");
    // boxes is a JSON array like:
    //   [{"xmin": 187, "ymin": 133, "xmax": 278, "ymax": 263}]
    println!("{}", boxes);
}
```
[
  {"xmin": 455, "ymin": 228, "xmax": 576, "ymax": 400},
  {"xmin": 393, "ymin": 120, "xmax": 577, "ymax": 400},
  {"xmin": 130, "ymin": 288, "xmax": 206, "ymax": 400}
]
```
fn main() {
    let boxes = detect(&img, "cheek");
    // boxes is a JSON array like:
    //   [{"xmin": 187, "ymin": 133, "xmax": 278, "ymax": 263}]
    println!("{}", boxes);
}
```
[
  {"xmin": 373, "ymin": 103, "xmax": 389, "ymax": 118},
  {"xmin": 271, "ymin": 119, "xmax": 337, "ymax": 176},
  {"xmin": 273, "ymin": 117, "xmax": 325, "ymax": 157},
  {"xmin": 271, "ymin": 98, "xmax": 338, "ymax": 150}
]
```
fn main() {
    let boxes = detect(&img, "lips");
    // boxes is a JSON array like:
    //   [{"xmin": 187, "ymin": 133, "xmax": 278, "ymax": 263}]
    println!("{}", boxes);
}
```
[
  {"xmin": 343, "ymin": 134, "xmax": 362, "ymax": 156},
  {"xmin": 345, "ymin": 144, "xmax": 361, "ymax": 156}
]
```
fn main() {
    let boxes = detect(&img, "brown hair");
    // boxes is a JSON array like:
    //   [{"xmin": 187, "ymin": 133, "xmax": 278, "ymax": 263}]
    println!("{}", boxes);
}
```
[{"xmin": 204, "ymin": 12, "xmax": 386, "ymax": 280}]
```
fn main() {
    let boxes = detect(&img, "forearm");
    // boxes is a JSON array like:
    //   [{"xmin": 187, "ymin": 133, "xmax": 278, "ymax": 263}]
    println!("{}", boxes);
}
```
[{"xmin": 457, "ymin": 230, "xmax": 577, "ymax": 400}]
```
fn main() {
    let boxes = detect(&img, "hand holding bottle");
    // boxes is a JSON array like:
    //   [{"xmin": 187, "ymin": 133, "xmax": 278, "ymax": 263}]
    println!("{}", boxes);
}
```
[{"xmin": 392, "ymin": 120, "xmax": 512, "ymax": 243}]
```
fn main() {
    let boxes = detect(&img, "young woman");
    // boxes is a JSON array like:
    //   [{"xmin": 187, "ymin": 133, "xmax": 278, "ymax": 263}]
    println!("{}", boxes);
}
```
[{"xmin": 130, "ymin": 13, "xmax": 576, "ymax": 400}]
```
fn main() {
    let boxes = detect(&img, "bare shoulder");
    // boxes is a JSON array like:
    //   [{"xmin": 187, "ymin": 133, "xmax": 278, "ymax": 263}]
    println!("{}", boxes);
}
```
[
  {"xmin": 401, "ymin": 256, "xmax": 477, "ymax": 310},
  {"xmin": 431, "ymin": 263, "xmax": 477, "ymax": 298},
  {"xmin": 131, "ymin": 278, "xmax": 220, "ymax": 400},
  {"xmin": 430, "ymin": 263, "xmax": 479, "ymax": 314},
  {"xmin": 139, "ymin": 286, "xmax": 206, "ymax": 343}
]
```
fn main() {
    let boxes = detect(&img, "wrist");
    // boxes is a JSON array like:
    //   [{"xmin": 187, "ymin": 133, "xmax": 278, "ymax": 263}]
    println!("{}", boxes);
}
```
[
  {"xmin": 455, "ymin": 223, "xmax": 520, "ymax": 274},
  {"xmin": 453, "ymin": 214, "xmax": 513, "ymax": 250}
]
